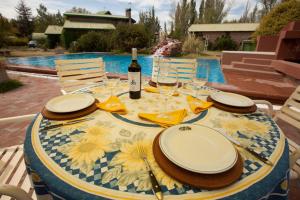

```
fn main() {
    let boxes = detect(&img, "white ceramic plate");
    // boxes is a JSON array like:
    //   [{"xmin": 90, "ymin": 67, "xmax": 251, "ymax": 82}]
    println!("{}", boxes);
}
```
[
  {"xmin": 210, "ymin": 92, "xmax": 254, "ymax": 107},
  {"xmin": 46, "ymin": 94, "xmax": 95, "ymax": 113},
  {"xmin": 159, "ymin": 124, "xmax": 237, "ymax": 174}
]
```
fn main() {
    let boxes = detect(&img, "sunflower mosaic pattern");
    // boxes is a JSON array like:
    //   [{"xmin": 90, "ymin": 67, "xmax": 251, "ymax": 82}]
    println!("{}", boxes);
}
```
[
  {"xmin": 25, "ymin": 82, "xmax": 289, "ymax": 200},
  {"xmin": 36, "ymin": 110, "xmax": 282, "ymax": 196}
]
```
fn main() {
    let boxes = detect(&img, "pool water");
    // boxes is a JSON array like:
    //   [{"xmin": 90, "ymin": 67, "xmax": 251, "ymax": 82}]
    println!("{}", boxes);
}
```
[{"xmin": 8, "ymin": 53, "xmax": 225, "ymax": 83}]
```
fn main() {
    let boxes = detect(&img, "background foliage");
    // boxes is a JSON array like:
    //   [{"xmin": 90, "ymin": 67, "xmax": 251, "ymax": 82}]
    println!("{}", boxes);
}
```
[
  {"xmin": 182, "ymin": 35, "xmax": 204, "ymax": 54},
  {"xmin": 212, "ymin": 34, "xmax": 237, "ymax": 50},
  {"xmin": 77, "ymin": 31, "xmax": 112, "ymax": 52},
  {"xmin": 254, "ymin": 0, "xmax": 300, "ymax": 36},
  {"xmin": 112, "ymin": 24, "xmax": 149, "ymax": 52}
]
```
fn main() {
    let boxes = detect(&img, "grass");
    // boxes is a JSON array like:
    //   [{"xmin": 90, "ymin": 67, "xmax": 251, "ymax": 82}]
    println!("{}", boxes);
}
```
[{"xmin": 0, "ymin": 79, "xmax": 23, "ymax": 93}]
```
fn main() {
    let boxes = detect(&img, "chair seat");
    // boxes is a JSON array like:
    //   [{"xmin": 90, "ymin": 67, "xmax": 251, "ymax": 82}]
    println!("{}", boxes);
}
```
[{"xmin": 0, "ymin": 145, "xmax": 36, "ymax": 200}]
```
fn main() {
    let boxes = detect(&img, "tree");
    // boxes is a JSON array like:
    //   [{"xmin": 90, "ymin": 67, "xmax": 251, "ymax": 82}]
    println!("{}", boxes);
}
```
[
  {"xmin": 0, "ymin": 14, "xmax": 12, "ymax": 47},
  {"xmin": 190, "ymin": 0, "xmax": 197, "ymax": 24},
  {"xmin": 35, "ymin": 4, "xmax": 64, "ymax": 32},
  {"xmin": 173, "ymin": 0, "xmax": 192, "ymax": 39},
  {"xmin": 139, "ymin": 6, "xmax": 160, "ymax": 46},
  {"xmin": 254, "ymin": 0, "xmax": 300, "ymax": 36},
  {"xmin": 203, "ymin": 0, "xmax": 230, "ymax": 23},
  {"xmin": 250, "ymin": 4, "xmax": 258, "ymax": 23},
  {"xmin": 67, "ymin": 7, "xmax": 91, "ymax": 14},
  {"xmin": 113, "ymin": 24, "xmax": 149, "ymax": 52},
  {"xmin": 259, "ymin": 0, "xmax": 278, "ymax": 17},
  {"xmin": 198, "ymin": 0, "xmax": 205, "ymax": 23},
  {"xmin": 239, "ymin": 0, "xmax": 251, "ymax": 23},
  {"xmin": 15, "ymin": 0, "xmax": 34, "ymax": 37},
  {"xmin": 164, "ymin": 22, "xmax": 167, "ymax": 34}
]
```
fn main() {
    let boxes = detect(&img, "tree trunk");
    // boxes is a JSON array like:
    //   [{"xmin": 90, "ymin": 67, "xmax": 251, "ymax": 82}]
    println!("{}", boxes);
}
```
[{"xmin": 0, "ymin": 59, "xmax": 9, "ymax": 83}]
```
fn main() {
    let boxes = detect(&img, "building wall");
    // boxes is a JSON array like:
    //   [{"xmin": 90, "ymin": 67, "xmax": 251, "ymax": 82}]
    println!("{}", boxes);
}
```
[
  {"xmin": 67, "ymin": 16, "xmax": 130, "ymax": 26},
  {"xmin": 194, "ymin": 31, "xmax": 254, "ymax": 45}
]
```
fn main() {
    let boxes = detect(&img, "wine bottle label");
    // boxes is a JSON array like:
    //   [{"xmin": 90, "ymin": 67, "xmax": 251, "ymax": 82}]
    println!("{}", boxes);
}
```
[{"xmin": 128, "ymin": 72, "xmax": 141, "ymax": 92}]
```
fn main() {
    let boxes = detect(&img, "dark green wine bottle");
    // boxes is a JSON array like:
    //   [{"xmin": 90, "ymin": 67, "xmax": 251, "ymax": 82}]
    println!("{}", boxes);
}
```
[{"xmin": 128, "ymin": 48, "xmax": 141, "ymax": 99}]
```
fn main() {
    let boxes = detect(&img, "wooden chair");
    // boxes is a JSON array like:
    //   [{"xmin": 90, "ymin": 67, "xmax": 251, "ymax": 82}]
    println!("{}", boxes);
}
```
[
  {"xmin": 152, "ymin": 57, "xmax": 197, "ymax": 84},
  {"xmin": 55, "ymin": 58, "xmax": 105, "ymax": 94},
  {"xmin": 273, "ymin": 86, "xmax": 300, "ymax": 180},
  {"xmin": 0, "ymin": 145, "xmax": 36, "ymax": 200}
]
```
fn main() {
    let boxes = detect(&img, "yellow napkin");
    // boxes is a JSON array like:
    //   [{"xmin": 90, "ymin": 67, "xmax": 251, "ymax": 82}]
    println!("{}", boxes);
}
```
[
  {"xmin": 96, "ymin": 96, "xmax": 127, "ymax": 115},
  {"xmin": 187, "ymin": 96, "xmax": 213, "ymax": 114},
  {"xmin": 144, "ymin": 86, "xmax": 179, "ymax": 96},
  {"xmin": 138, "ymin": 109, "xmax": 187, "ymax": 127}
]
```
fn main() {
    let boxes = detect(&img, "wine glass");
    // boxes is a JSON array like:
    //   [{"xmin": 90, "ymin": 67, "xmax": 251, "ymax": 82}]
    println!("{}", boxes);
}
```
[
  {"xmin": 156, "ymin": 63, "xmax": 178, "ymax": 117},
  {"xmin": 191, "ymin": 61, "xmax": 209, "ymax": 98},
  {"xmin": 104, "ymin": 61, "xmax": 121, "ymax": 97}
]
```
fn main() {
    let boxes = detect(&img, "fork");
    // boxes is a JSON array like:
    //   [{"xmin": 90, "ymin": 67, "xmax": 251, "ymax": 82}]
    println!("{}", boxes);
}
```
[{"xmin": 137, "ymin": 144, "xmax": 163, "ymax": 200}]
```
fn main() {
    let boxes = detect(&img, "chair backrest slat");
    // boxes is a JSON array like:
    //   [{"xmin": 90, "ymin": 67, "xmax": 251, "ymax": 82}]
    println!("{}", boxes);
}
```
[
  {"xmin": 152, "ymin": 57, "xmax": 197, "ymax": 83},
  {"xmin": 276, "ymin": 86, "xmax": 300, "ymax": 129},
  {"xmin": 55, "ymin": 58, "xmax": 105, "ymax": 93}
]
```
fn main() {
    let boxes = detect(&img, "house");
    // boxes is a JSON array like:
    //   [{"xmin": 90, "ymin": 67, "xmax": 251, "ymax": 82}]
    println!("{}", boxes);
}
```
[
  {"xmin": 45, "ymin": 9, "xmax": 135, "ymax": 48},
  {"xmin": 188, "ymin": 23, "xmax": 259, "ymax": 46}
]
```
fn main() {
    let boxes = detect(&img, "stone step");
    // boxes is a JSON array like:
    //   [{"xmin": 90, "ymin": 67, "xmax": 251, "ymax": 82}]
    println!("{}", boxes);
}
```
[
  {"xmin": 271, "ymin": 60, "xmax": 300, "ymax": 80},
  {"xmin": 242, "ymin": 58, "xmax": 273, "ymax": 65},
  {"xmin": 232, "ymin": 61, "xmax": 275, "ymax": 72},
  {"xmin": 222, "ymin": 66, "xmax": 284, "ymax": 81}
]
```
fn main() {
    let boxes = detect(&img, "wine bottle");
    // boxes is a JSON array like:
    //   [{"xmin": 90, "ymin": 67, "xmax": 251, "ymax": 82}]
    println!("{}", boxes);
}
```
[{"xmin": 128, "ymin": 48, "xmax": 141, "ymax": 99}]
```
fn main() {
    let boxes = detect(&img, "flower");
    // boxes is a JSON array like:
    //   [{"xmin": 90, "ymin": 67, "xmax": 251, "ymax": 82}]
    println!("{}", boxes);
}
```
[
  {"xmin": 83, "ymin": 126, "xmax": 110, "ymax": 141},
  {"xmin": 220, "ymin": 118, "xmax": 270, "ymax": 136},
  {"xmin": 244, "ymin": 120, "xmax": 270, "ymax": 133},
  {"xmin": 61, "ymin": 139, "xmax": 110, "ymax": 174},
  {"xmin": 46, "ymin": 122, "xmax": 87, "ymax": 137},
  {"xmin": 110, "ymin": 140, "xmax": 151, "ymax": 172},
  {"xmin": 110, "ymin": 140, "xmax": 182, "ymax": 190},
  {"xmin": 220, "ymin": 118, "xmax": 244, "ymax": 135}
]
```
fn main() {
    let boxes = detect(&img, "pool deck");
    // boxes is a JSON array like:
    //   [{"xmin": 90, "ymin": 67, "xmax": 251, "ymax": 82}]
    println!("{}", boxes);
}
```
[{"xmin": 0, "ymin": 72, "xmax": 299, "ymax": 199}]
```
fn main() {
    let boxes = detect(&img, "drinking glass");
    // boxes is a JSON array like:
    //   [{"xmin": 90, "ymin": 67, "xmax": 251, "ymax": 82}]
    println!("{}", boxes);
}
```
[
  {"xmin": 156, "ymin": 64, "xmax": 178, "ymax": 117},
  {"xmin": 191, "ymin": 61, "xmax": 209, "ymax": 98},
  {"xmin": 104, "ymin": 61, "xmax": 121, "ymax": 97}
]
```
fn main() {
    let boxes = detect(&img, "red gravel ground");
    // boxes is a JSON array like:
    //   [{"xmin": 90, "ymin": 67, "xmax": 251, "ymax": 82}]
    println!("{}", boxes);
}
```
[{"xmin": 0, "ymin": 72, "xmax": 299, "ymax": 199}]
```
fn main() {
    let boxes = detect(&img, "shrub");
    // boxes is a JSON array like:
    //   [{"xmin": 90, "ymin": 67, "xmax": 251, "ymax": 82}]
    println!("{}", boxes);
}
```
[
  {"xmin": 0, "ymin": 79, "xmax": 23, "ymax": 93},
  {"xmin": 113, "ymin": 24, "xmax": 149, "ymax": 52},
  {"xmin": 61, "ymin": 29, "xmax": 87, "ymax": 49},
  {"xmin": 7, "ymin": 37, "xmax": 28, "ymax": 46},
  {"xmin": 254, "ymin": 0, "xmax": 300, "ymax": 37},
  {"xmin": 77, "ymin": 31, "xmax": 112, "ymax": 52},
  {"xmin": 47, "ymin": 35, "xmax": 60, "ymax": 49},
  {"xmin": 213, "ymin": 34, "xmax": 237, "ymax": 51},
  {"xmin": 182, "ymin": 35, "xmax": 204, "ymax": 54}
]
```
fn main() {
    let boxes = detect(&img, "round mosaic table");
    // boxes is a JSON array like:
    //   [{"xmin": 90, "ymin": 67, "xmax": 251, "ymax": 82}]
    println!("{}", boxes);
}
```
[{"xmin": 24, "ymin": 82, "xmax": 290, "ymax": 200}]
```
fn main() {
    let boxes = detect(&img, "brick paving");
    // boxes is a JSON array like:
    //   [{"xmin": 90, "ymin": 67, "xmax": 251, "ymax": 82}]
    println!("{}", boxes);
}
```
[
  {"xmin": 0, "ymin": 73, "xmax": 61, "ymax": 147},
  {"xmin": 0, "ymin": 73, "xmax": 299, "ymax": 199}
]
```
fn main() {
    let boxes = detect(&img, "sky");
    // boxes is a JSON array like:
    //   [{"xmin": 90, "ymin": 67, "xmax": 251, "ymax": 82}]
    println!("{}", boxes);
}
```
[{"xmin": 0, "ymin": 0, "xmax": 260, "ymax": 26}]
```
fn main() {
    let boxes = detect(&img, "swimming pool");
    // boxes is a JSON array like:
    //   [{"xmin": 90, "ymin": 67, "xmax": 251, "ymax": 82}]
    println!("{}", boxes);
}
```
[{"xmin": 7, "ymin": 53, "xmax": 225, "ymax": 83}]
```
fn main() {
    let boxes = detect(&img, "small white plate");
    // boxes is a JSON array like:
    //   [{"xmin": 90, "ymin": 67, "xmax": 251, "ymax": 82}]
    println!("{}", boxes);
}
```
[
  {"xmin": 46, "ymin": 94, "xmax": 95, "ymax": 113},
  {"xmin": 210, "ymin": 92, "xmax": 254, "ymax": 107},
  {"xmin": 159, "ymin": 124, "xmax": 237, "ymax": 174}
]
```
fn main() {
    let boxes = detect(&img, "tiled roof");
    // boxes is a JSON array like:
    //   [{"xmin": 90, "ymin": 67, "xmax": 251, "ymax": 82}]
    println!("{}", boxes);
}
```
[
  {"xmin": 188, "ymin": 23, "xmax": 259, "ymax": 32},
  {"xmin": 63, "ymin": 12, "xmax": 135, "ymax": 23},
  {"xmin": 63, "ymin": 20, "xmax": 116, "ymax": 30},
  {"xmin": 45, "ymin": 26, "xmax": 63, "ymax": 35}
]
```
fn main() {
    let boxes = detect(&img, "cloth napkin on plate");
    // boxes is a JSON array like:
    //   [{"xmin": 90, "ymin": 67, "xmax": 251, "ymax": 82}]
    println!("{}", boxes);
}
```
[
  {"xmin": 187, "ymin": 95, "xmax": 213, "ymax": 114},
  {"xmin": 96, "ymin": 96, "xmax": 127, "ymax": 115},
  {"xmin": 144, "ymin": 86, "xmax": 179, "ymax": 96},
  {"xmin": 138, "ymin": 109, "xmax": 187, "ymax": 127}
]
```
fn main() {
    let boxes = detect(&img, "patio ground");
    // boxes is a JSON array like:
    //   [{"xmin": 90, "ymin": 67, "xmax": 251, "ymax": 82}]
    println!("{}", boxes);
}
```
[{"xmin": 0, "ymin": 72, "xmax": 299, "ymax": 199}]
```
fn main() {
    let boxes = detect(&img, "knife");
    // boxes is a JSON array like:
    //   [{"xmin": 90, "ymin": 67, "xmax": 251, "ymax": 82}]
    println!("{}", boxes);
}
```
[
  {"xmin": 142, "ymin": 157, "xmax": 163, "ymax": 200},
  {"xmin": 218, "ymin": 130, "xmax": 273, "ymax": 166},
  {"xmin": 41, "ymin": 117, "xmax": 93, "ymax": 131}
]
